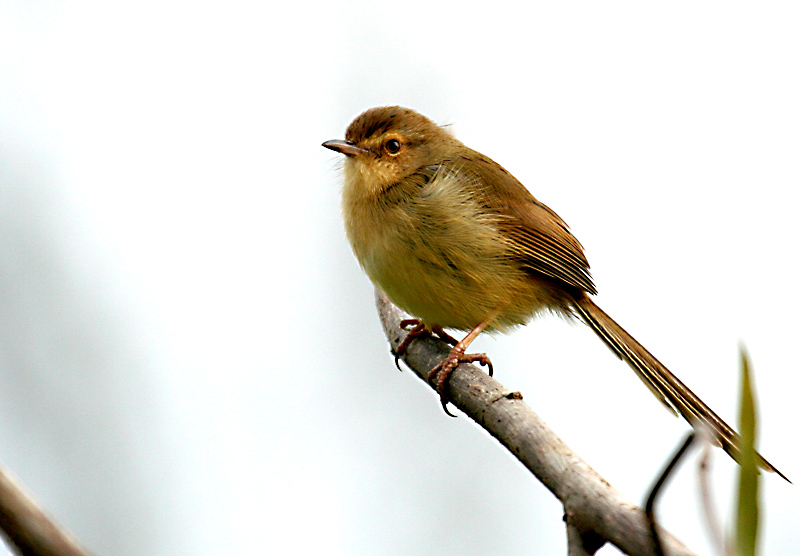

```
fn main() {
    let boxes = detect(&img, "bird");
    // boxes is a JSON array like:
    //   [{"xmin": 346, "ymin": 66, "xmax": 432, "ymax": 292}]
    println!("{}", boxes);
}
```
[{"xmin": 322, "ymin": 105, "xmax": 787, "ymax": 481}]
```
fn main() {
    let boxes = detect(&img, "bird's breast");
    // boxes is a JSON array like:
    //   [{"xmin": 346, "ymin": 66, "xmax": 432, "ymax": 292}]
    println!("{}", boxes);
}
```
[{"xmin": 342, "ymin": 168, "xmax": 559, "ymax": 330}]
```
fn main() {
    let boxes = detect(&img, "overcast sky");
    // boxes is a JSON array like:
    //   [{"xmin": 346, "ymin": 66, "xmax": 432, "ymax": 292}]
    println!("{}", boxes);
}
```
[{"xmin": 1, "ymin": 1, "xmax": 798, "ymax": 555}]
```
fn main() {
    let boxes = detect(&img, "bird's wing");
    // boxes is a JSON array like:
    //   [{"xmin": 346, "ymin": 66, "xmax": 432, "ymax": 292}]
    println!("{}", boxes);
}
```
[{"xmin": 464, "ymin": 153, "xmax": 597, "ymax": 295}]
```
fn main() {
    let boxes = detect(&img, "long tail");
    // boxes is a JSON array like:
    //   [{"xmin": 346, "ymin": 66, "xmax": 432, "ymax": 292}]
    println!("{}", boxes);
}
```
[{"xmin": 572, "ymin": 294, "xmax": 788, "ymax": 482}]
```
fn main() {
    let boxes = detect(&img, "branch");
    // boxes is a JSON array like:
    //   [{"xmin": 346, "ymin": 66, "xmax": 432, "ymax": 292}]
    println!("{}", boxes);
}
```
[
  {"xmin": 0, "ymin": 465, "xmax": 91, "ymax": 556},
  {"xmin": 376, "ymin": 290, "xmax": 695, "ymax": 556},
  {"xmin": 644, "ymin": 433, "xmax": 696, "ymax": 556}
]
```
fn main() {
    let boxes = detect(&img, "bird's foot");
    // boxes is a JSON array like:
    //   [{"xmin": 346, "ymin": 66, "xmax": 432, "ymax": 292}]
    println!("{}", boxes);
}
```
[
  {"xmin": 429, "ymin": 346, "xmax": 493, "ymax": 417},
  {"xmin": 394, "ymin": 320, "xmax": 458, "ymax": 369}
]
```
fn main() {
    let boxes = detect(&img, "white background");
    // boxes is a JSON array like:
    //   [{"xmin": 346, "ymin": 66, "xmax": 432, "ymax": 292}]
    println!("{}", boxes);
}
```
[{"xmin": 1, "ymin": 1, "xmax": 798, "ymax": 554}]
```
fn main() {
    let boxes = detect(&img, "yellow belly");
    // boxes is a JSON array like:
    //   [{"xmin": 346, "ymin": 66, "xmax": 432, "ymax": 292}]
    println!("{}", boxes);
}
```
[{"xmin": 343, "ymin": 169, "xmax": 564, "ymax": 331}]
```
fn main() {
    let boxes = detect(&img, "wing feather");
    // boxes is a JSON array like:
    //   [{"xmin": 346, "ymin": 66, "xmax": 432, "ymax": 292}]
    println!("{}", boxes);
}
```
[{"xmin": 459, "ymin": 153, "xmax": 597, "ymax": 295}]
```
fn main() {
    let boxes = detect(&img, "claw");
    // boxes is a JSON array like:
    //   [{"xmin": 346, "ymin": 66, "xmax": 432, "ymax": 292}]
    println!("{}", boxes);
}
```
[
  {"xmin": 393, "ymin": 313, "xmax": 498, "ymax": 417},
  {"xmin": 428, "ymin": 347, "xmax": 493, "ymax": 416},
  {"xmin": 394, "ymin": 319, "xmax": 428, "ymax": 369},
  {"xmin": 440, "ymin": 398, "xmax": 458, "ymax": 417},
  {"xmin": 394, "ymin": 321, "xmax": 461, "ymax": 369},
  {"xmin": 400, "ymin": 319, "xmax": 421, "ymax": 332}
]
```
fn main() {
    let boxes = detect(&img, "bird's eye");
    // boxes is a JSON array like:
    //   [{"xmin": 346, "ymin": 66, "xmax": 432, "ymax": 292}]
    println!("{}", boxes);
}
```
[{"xmin": 384, "ymin": 139, "xmax": 402, "ymax": 154}]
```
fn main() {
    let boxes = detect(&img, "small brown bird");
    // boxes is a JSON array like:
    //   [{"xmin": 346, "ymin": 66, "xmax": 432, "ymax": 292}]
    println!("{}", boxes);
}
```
[{"xmin": 323, "ymin": 106, "xmax": 786, "ymax": 480}]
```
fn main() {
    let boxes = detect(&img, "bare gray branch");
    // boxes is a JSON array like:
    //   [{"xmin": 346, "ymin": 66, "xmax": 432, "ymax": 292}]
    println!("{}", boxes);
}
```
[
  {"xmin": 376, "ymin": 290, "xmax": 695, "ymax": 556},
  {"xmin": 0, "ymin": 466, "xmax": 91, "ymax": 556}
]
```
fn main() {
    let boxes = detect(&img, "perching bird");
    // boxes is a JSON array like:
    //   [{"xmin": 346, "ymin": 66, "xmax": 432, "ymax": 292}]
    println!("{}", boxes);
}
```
[{"xmin": 323, "ymin": 106, "xmax": 787, "ymax": 481}]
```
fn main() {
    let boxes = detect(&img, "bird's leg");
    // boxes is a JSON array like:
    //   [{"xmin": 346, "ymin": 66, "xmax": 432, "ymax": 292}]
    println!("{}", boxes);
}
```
[
  {"xmin": 394, "ymin": 320, "xmax": 459, "ymax": 369},
  {"xmin": 429, "ymin": 314, "xmax": 497, "ymax": 416}
]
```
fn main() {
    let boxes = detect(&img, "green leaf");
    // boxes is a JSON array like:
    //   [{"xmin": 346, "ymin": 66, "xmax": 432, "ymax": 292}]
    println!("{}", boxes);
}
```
[{"xmin": 735, "ymin": 346, "xmax": 760, "ymax": 556}]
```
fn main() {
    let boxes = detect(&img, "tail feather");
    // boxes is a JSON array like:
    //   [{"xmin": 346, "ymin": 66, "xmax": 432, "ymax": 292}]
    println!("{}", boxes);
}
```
[{"xmin": 572, "ymin": 295, "xmax": 788, "ymax": 482}]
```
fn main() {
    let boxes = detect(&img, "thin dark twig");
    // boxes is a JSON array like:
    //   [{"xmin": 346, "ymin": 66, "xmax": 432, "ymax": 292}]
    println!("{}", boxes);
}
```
[{"xmin": 645, "ymin": 433, "xmax": 696, "ymax": 556}]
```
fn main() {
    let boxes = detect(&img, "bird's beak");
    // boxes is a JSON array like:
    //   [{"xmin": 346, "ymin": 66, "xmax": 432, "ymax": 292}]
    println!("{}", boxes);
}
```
[{"xmin": 322, "ymin": 139, "xmax": 368, "ymax": 157}]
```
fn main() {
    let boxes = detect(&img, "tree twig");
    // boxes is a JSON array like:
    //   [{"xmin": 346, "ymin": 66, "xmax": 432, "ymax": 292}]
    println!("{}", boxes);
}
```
[
  {"xmin": 644, "ymin": 433, "xmax": 696, "ymax": 556},
  {"xmin": 0, "ymin": 465, "xmax": 91, "ymax": 556},
  {"xmin": 565, "ymin": 520, "xmax": 605, "ymax": 556},
  {"xmin": 376, "ymin": 290, "xmax": 696, "ymax": 556}
]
